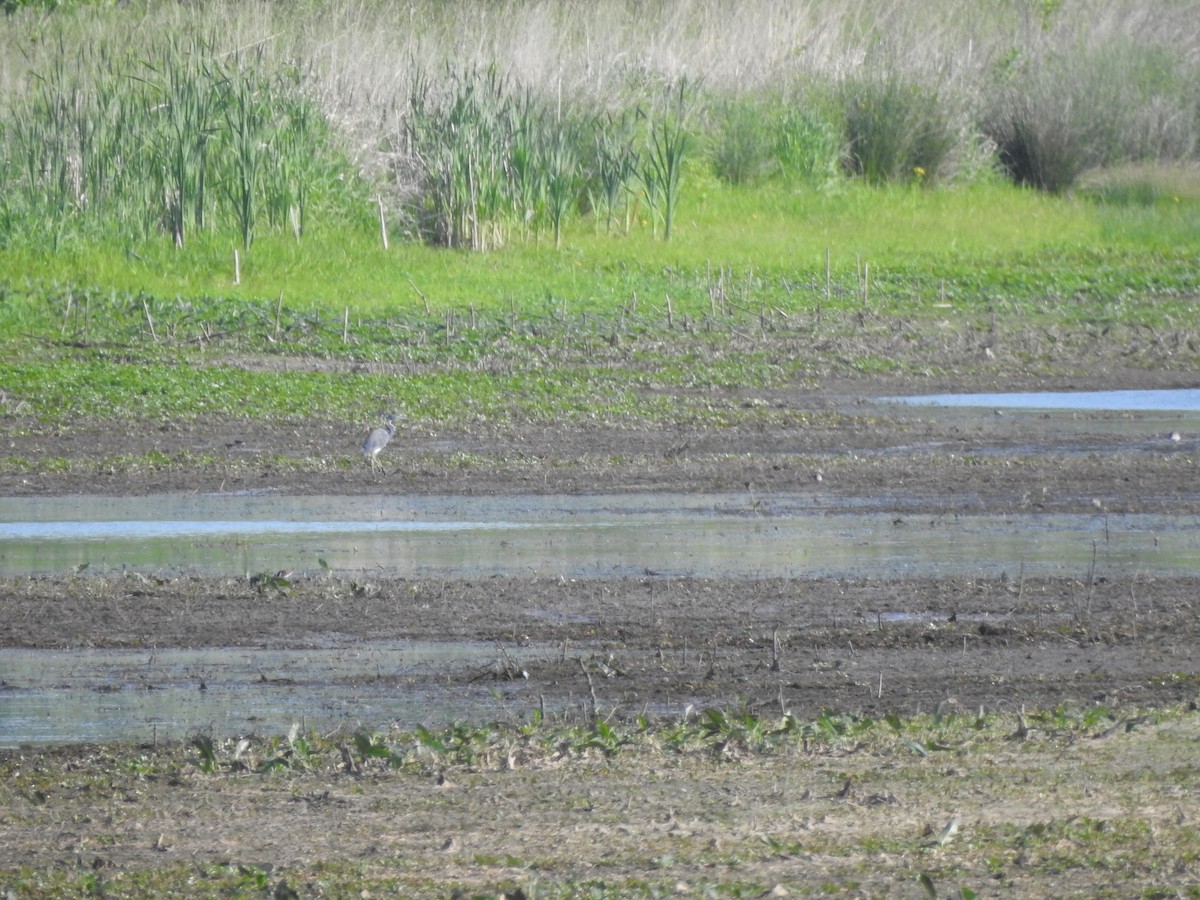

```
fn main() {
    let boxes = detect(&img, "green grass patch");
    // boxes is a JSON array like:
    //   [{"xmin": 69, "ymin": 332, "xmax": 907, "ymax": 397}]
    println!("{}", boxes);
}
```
[
  {"xmin": 3, "ymin": 174, "xmax": 1199, "ymax": 428},
  {"xmin": 5, "ymin": 179, "xmax": 1197, "ymax": 319}
]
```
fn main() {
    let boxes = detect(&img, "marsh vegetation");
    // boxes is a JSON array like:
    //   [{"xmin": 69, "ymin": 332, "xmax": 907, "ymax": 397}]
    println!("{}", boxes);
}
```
[
  {"xmin": 2, "ymin": 2, "xmax": 1200, "ymax": 896},
  {"xmin": 2, "ymin": 0, "xmax": 1199, "ymax": 252},
  {"xmin": 1, "ymin": 1, "xmax": 1197, "ymax": 437}
]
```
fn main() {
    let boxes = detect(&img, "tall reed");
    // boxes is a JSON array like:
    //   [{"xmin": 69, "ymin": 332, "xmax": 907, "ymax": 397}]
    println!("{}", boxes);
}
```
[
  {"xmin": 589, "ymin": 110, "xmax": 642, "ymax": 234},
  {"xmin": 1, "ymin": 0, "xmax": 1197, "ymax": 252},
  {"xmin": 641, "ymin": 77, "xmax": 695, "ymax": 241},
  {"xmin": 0, "ymin": 27, "xmax": 356, "ymax": 250},
  {"xmin": 404, "ymin": 66, "xmax": 645, "ymax": 248}
]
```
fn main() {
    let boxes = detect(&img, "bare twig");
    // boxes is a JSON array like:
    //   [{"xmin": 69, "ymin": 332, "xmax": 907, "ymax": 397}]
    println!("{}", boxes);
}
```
[
  {"xmin": 406, "ymin": 276, "xmax": 430, "ymax": 315},
  {"xmin": 578, "ymin": 658, "xmax": 598, "ymax": 721},
  {"xmin": 142, "ymin": 298, "xmax": 157, "ymax": 341},
  {"xmin": 377, "ymin": 195, "xmax": 389, "ymax": 250}
]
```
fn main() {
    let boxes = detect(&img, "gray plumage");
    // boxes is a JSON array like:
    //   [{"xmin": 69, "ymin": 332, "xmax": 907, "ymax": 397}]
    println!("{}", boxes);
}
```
[{"xmin": 362, "ymin": 414, "xmax": 397, "ymax": 475}]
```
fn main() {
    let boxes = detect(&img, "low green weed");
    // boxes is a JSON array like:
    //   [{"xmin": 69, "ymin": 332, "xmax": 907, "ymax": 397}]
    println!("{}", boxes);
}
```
[
  {"xmin": 183, "ymin": 702, "xmax": 1158, "ymax": 778},
  {"xmin": 191, "ymin": 734, "xmax": 219, "ymax": 773},
  {"xmin": 5, "ymin": 176, "xmax": 1197, "ymax": 324}
]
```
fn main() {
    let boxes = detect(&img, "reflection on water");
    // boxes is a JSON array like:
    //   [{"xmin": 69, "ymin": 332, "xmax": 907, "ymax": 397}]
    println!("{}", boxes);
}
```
[
  {"xmin": 1, "ymin": 492, "xmax": 1198, "ymax": 580},
  {"xmin": 887, "ymin": 387, "xmax": 1200, "ymax": 411},
  {"xmin": 4, "ymin": 385, "xmax": 1200, "ymax": 746}
]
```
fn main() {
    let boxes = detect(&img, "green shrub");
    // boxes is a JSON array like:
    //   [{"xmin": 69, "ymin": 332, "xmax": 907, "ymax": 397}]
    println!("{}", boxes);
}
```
[
  {"xmin": 774, "ymin": 105, "xmax": 843, "ymax": 187},
  {"xmin": 707, "ymin": 93, "xmax": 842, "ymax": 188},
  {"xmin": 708, "ymin": 97, "xmax": 777, "ymax": 185},
  {"xmin": 841, "ymin": 73, "xmax": 956, "ymax": 184},
  {"xmin": 984, "ymin": 41, "xmax": 1200, "ymax": 193}
]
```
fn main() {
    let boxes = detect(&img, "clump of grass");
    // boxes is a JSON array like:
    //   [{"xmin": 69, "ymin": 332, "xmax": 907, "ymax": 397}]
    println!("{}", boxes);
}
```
[
  {"xmin": 704, "ymin": 87, "xmax": 842, "ymax": 188},
  {"xmin": 841, "ymin": 72, "xmax": 958, "ymax": 184},
  {"xmin": 707, "ymin": 98, "xmax": 773, "ymax": 186},
  {"xmin": 402, "ymin": 67, "xmax": 696, "ymax": 247},
  {"xmin": 983, "ymin": 39, "xmax": 1200, "ymax": 193},
  {"xmin": 0, "ymin": 29, "xmax": 361, "ymax": 251},
  {"xmin": 403, "ymin": 66, "xmax": 613, "ymax": 249},
  {"xmin": 774, "ymin": 101, "xmax": 844, "ymax": 187}
]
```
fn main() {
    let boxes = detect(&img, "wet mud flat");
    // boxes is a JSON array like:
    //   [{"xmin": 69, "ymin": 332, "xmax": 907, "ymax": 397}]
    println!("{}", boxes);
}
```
[
  {"xmin": 5, "ymin": 369, "xmax": 1200, "ymax": 511},
  {"xmin": 4, "ymin": 376, "xmax": 1200, "ymax": 895},
  {"xmin": 4, "ymin": 377, "xmax": 1200, "ymax": 743},
  {"xmin": 4, "ymin": 570, "xmax": 1200, "ymax": 744},
  {"xmin": 4, "ymin": 568, "xmax": 1200, "ymax": 895}
]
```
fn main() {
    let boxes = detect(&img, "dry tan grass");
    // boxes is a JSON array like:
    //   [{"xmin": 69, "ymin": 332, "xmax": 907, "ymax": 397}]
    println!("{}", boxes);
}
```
[
  {"xmin": 3, "ymin": 710, "xmax": 1200, "ymax": 895},
  {"xmin": 3, "ymin": 0, "xmax": 1195, "ymax": 184},
  {"xmin": 1077, "ymin": 162, "xmax": 1200, "ymax": 203}
]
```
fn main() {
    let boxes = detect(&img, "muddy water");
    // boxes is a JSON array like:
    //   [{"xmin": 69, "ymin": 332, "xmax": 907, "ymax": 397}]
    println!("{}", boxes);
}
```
[
  {"xmin": 2, "ymin": 492, "xmax": 1199, "ymax": 581},
  {"xmin": 5, "ymin": 389, "xmax": 1200, "ymax": 745},
  {"xmin": 4, "ymin": 494, "xmax": 1200, "ymax": 745},
  {"xmin": 0, "ymin": 640, "xmax": 548, "ymax": 747}
]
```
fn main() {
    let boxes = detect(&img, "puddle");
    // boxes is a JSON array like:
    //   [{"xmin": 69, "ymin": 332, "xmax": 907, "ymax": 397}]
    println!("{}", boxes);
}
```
[
  {"xmin": 4, "ymin": 402, "xmax": 1200, "ymax": 745},
  {"xmin": 0, "ymin": 640, "xmax": 556, "ymax": 747},
  {"xmin": 886, "ymin": 387, "xmax": 1200, "ymax": 411},
  {"xmin": 1, "ymin": 493, "xmax": 1198, "ymax": 580}
]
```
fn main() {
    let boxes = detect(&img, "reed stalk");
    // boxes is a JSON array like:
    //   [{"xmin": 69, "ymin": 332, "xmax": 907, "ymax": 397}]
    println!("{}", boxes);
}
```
[
  {"xmin": 641, "ymin": 77, "xmax": 695, "ymax": 242},
  {"xmin": 0, "ymin": 0, "xmax": 1196, "ymax": 251}
]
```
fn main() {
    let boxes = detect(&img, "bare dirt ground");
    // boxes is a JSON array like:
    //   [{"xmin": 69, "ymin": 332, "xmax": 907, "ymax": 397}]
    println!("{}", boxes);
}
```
[
  {"xmin": 4, "ymin": 366, "xmax": 1199, "ymax": 715},
  {"xmin": 3, "ymin": 366, "xmax": 1200, "ymax": 896},
  {"xmin": 4, "ymin": 367, "xmax": 1199, "ymax": 510}
]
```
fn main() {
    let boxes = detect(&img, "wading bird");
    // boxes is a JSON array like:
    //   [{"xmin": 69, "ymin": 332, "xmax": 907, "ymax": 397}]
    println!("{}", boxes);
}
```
[{"xmin": 362, "ymin": 414, "xmax": 397, "ymax": 475}]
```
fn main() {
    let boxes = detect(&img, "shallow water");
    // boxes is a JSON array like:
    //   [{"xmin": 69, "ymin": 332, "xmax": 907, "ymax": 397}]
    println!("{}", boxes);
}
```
[
  {"xmin": 5, "ymin": 389, "xmax": 1200, "ymax": 745},
  {"xmin": 1, "ymin": 492, "xmax": 1197, "ymax": 580},
  {"xmin": 5, "ymin": 491, "xmax": 1200, "ymax": 745},
  {"xmin": 0, "ymin": 640, "xmax": 551, "ymax": 747},
  {"xmin": 887, "ymin": 387, "xmax": 1200, "ymax": 411}
]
